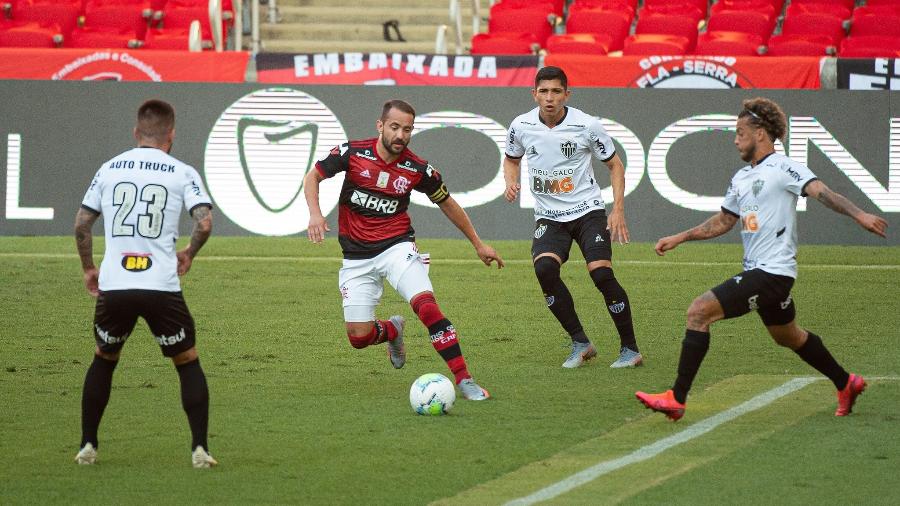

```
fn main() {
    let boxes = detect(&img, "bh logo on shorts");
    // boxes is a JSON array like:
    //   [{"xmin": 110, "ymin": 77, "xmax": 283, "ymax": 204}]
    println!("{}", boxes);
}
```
[
  {"xmin": 608, "ymin": 301, "xmax": 626, "ymax": 313},
  {"xmin": 534, "ymin": 224, "xmax": 547, "ymax": 239},
  {"xmin": 203, "ymin": 88, "xmax": 347, "ymax": 236}
]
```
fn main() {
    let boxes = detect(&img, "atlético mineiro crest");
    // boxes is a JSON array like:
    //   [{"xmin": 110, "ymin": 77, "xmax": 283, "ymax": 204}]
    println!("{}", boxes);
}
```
[
  {"xmin": 534, "ymin": 224, "xmax": 547, "ymax": 239},
  {"xmin": 560, "ymin": 140, "xmax": 576, "ymax": 159},
  {"xmin": 752, "ymin": 179, "xmax": 765, "ymax": 197}
]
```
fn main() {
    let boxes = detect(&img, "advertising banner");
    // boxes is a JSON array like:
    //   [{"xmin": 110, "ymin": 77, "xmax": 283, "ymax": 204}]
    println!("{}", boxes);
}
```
[
  {"xmin": 0, "ymin": 48, "xmax": 249, "ymax": 82},
  {"xmin": 1, "ymin": 82, "xmax": 897, "ymax": 246},
  {"xmin": 256, "ymin": 52, "xmax": 538, "ymax": 86},
  {"xmin": 836, "ymin": 58, "xmax": 900, "ymax": 90},
  {"xmin": 545, "ymin": 54, "xmax": 822, "ymax": 89}
]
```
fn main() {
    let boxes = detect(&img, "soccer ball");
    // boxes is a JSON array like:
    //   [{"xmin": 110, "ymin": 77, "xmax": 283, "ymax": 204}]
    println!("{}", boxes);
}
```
[{"xmin": 409, "ymin": 373, "xmax": 456, "ymax": 415}]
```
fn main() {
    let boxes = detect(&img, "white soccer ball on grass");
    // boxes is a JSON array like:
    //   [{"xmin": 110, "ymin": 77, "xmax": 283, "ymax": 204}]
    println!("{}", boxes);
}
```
[{"xmin": 409, "ymin": 373, "xmax": 455, "ymax": 415}]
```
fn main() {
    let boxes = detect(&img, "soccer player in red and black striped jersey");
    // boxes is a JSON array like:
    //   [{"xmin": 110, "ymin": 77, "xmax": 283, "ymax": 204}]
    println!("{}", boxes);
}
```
[{"xmin": 303, "ymin": 99, "xmax": 504, "ymax": 401}]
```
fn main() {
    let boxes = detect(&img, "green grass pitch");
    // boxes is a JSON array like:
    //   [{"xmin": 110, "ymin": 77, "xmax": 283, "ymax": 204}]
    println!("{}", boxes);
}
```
[{"xmin": 1, "ymin": 237, "xmax": 898, "ymax": 504}]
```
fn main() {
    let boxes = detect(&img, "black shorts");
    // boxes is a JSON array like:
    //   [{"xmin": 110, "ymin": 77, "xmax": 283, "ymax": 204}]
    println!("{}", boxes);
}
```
[
  {"xmin": 93, "ymin": 290, "xmax": 196, "ymax": 357},
  {"xmin": 531, "ymin": 210, "xmax": 612, "ymax": 263},
  {"xmin": 710, "ymin": 269, "xmax": 796, "ymax": 326}
]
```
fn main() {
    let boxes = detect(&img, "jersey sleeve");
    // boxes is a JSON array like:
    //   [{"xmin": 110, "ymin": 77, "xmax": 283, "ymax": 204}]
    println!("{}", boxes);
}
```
[
  {"xmin": 81, "ymin": 169, "xmax": 103, "ymax": 214},
  {"xmin": 415, "ymin": 163, "xmax": 450, "ymax": 204},
  {"xmin": 505, "ymin": 120, "xmax": 525, "ymax": 159},
  {"xmin": 183, "ymin": 166, "xmax": 213, "ymax": 213},
  {"xmin": 588, "ymin": 118, "xmax": 616, "ymax": 162},
  {"xmin": 781, "ymin": 160, "xmax": 817, "ymax": 196},
  {"xmin": 721, "ymin": 181, "xmax": 740, "ymax": 217},
  {"xmin": 316, "ymin": 142, "xmax": 350, "ymax": 178}
]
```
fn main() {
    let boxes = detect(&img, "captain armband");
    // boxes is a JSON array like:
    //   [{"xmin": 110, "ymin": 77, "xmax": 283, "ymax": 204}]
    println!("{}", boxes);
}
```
[{"xmin": 428, "ymin": 183, "xmax": 450, "ymax": 204}]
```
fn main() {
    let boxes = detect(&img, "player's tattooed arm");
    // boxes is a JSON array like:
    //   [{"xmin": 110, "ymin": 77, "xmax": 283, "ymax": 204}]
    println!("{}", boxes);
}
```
[
  {"xmin": 177, "ymin": 205, "xmax": 213, "ymax": 276},
  {"xmin": 74, "ymin": 207, "xmax": 99, "ymax": 270},
  {"xmin": 655, "ymin": 211, "xmax": 737, "ymax": 256},
  {"xmin": 186, "ymin": 205, "xmax": 213, "ymax": 258},
  {"xmin": 805, "ymin": 180, "xmax": 887, "ymax": 237},
  {"xmin": 74, "ymin": 207, "xmax": 100, "ymax": 296}
]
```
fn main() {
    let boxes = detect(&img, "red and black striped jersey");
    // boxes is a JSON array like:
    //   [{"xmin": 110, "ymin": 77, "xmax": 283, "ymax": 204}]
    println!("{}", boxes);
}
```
[{"xmin": 315, "ymin": 137, "xmax": 450, "ymax": 259}]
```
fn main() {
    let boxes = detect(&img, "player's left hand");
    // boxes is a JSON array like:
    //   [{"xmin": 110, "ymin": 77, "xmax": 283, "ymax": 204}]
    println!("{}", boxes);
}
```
[
  {"xmin": 607, "ymin": 210, "xmax": 630, "ymax": 244},
  {"xmin": 83, "ymin": 266, "xmax": 99, "ymax": 297},
  {"xmin": 476, "ymin": 244, "xmax": 505, "ymax": 269},
  {"xmin": 176, "ymin": 248, "xmax": 194, "ymax": 276},
  {"xmin": 857, "ymin": 213, "xmax": 888, "ymax": 238}
]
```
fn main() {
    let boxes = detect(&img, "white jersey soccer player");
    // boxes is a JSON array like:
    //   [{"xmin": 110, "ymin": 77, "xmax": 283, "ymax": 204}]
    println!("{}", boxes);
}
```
[
  {"xmin": 81, "ymin": 147, "xmax": 212, "ymax": 291},
  {"xmin": 503, "ymin": 66, "xmax": 642, "ymax": 369},
  {"xmin": 74, "ymin": 100, "xmax": 217, "ymax": 468},
  {"xmin": 721, "ymin": 152, "xmax": 816, "ymax": 279},
  {"xmin": 637, "ymin": 97, "xmax": 887, "ymax": 422},
  {"xmin": 506, "ymin": 105, "xmax": 617, "ymax": 222}
]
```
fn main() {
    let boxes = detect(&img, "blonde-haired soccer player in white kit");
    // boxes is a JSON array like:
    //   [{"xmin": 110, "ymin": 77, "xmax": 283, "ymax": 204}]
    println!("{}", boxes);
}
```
[
  {"xmin": 636, "ymin": 97, "xmax": 888, "ymax": 421},
  {"xmin": 74, "ymin": 99, "xmax": 217, "ymax": 467},
  {"xmin": 504, "ymin": 66, "xmax": 643, "ymax": 369}
]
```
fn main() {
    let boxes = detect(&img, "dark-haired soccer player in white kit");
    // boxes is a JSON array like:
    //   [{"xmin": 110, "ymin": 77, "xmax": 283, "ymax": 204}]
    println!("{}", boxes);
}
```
[
  {"xmin": 304, "ymin": 99, "xmax": 504, "ymax": 401},
  {"xmin": 74, "ymin": 99, "xmax": 218, "ymax": 467},
  {"xmin": 504, "ymin": 66, "xmax": 643, "ymax": 369},
  {"xmin": 636, "ymin": 97, "xmax": 888, "ymax": 421}
]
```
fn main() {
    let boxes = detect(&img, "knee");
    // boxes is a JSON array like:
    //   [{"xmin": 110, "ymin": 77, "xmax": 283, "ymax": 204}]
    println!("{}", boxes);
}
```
[
  {"xmin": 589, "ymin": 266, "xmax": 614, "ymax": 288},
  {"xmin": 534, "ymin": 257, "xmax": 561, "ymax": 285},
  {"xmin": 346, "ymin": 324, "xmax": 374, "ymax": 349},
  {"xmin": 686, "ymin": 298, "xmax": 715, "ymax": 327}
]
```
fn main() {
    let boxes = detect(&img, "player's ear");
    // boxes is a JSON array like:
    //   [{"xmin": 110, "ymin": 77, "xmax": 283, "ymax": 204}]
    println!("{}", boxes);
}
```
[
  {"xmin": 133, "ymin": 127, "xmax": 140, "ymax": 142},
  {"xmin": 376, "ymin": 119, "xmax": 384, "ymax": 134}
]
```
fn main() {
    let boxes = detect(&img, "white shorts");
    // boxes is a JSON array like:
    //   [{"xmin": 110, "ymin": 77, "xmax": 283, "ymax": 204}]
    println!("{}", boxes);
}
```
[{"xmin": 339, "ymin": 242, "xmax": 433, "ymax": 322}]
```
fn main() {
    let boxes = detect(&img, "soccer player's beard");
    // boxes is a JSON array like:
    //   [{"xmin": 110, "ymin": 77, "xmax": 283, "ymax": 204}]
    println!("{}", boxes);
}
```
[{"xmin": 382, "ymin": 135, "xmax": 406, "ymax": 155}]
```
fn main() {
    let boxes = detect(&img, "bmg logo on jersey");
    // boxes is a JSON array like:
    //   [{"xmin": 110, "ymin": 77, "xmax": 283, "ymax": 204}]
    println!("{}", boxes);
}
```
[
  {"xmin": 203, "ymin": 88, "xmax": 347, "ymax": 236},
  {"xmin": 350, "ymin": 190, "xmax": 399, "ymax": 214},
  {"xmin": 533, "ymin": 175, "xmax": 574, "ymax": 195},
  {"xmin": 121, "ymin": 254, "xmax": 152, "ymax": 272}
]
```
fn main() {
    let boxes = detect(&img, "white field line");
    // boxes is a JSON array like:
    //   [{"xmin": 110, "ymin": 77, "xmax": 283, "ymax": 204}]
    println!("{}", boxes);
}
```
[
  {"xmin": 2, "ymin": 252, "xmax": 899, "ymax": 270},
  {"xmin": 503, "ymin": 375, "xmax": 900, "ymax": 506},
  {"xmin": 504, "ymin": 377, "xmax": 822, "ymax": 506}
]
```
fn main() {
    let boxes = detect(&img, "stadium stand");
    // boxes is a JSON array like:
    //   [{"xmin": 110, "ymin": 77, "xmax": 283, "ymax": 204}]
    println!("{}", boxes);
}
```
[{"xmin": 565, "ymin": 3, "xmax": 632, "ymax": 52}]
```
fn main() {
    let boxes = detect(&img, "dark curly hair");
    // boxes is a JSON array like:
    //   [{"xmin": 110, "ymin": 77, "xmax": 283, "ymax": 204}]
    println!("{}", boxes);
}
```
[{"xmin": 739, "ymin": 97, "xmax": 787, "ymax": 143}]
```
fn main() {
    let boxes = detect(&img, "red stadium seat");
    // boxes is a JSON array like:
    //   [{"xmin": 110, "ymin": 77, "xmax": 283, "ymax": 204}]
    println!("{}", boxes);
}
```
[
  {"xmin": 470, "ymin": 32, "xmax": 537, "ymax": 55},
  {"xmin": 83, "ymin": 2, "xmax": 150, "ymax": 39},
  {"xmin": 142, "ymin": 26, "xmax": 200, "ymax": 49},
  {"xmin": 766, "ymin": 34, "xmax": 835, "ymax": 56},
  {"xmin": 14, "ymin": 1, "xmax": 81, "ymax": 35},
  {"xmin": 496, "ymin": 0, "xmax": 564, "ymax": 17},
  {"xmin": 623, "ymin": 33, "xmax": 690, "ymax": 55},
  {"xmin": 640, "ymin": 3, "xmax": 705, "ymax": 25},
  {"xmin": 566, "ymin": 8, "xmax": 632, "ymax": 51},
  {"xmin": 852, "ymin": 4, "xmax": 900, "ymax": 17},
  {"xmin": 570, "ymin": 0, "xmax": 636, "ymax": 17},
  {"xmin": 488, "ymin": 3, "xmax": 556, "ymax": 47},
  {"xmin": 546, "ymin": 33, "xmax": 610, "ymax": 54},
  {"xmin": 839, "ymin": 35, "xmax": 900, "ymax": 57},
  {"xmin": 710, "ymin": 0, "xmax": 777, "ymax": 26},
  {"xmin": 643, "ymin": 0, "xmax": 708, "ymax": 17},
  {"xmin": 0, "ymin": 19, "xmax": 62, "ymax": 47},
  {"xmin": 635, "ymin": 13, "xmax": 698, "ymax": 52},
  {"xmin": 66, "ymin": 26, "xmax": 136, "ymax": 48},
  {"xmin": 785, "ymin": 2, "xmax": 852, "ymax": 21},
  {"xmin": 707, "ymin": 10, "xmax": 774, "ymax": 42},
  {"xmin": 790, "ymin": 0, "xmax": 854, "ymax": 11},
  {"xmin": 849, "ymin": 13, "xmax": 900, "ymax": 38},
  {"xmin": 780, "ymin": 12, "xmax": 846, "ymax": 46},
  {"xmin": 694, "ymin": 31, "xmax": 764, "ymax": 55}
]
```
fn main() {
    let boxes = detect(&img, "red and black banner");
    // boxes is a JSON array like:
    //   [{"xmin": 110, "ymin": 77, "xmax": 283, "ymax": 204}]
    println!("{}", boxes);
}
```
[
  {"xmin": 0, "ymin": 48, "xmax": 249, "ymax": 82},
  {"xmin": 256, "ymin": 52, "xmax": 538, "ymax": 86},
  {"xmin": 545, "ymin": 54, "xmax": 822, "ymax": 89}
]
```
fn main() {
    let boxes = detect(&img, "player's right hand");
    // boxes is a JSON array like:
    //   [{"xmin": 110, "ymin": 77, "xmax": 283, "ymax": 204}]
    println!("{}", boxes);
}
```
[
  {"xmin": 654, "ymin": 235, "xmax": 681, "ymax": 256},
  {"xmin": 504, "ymin": 183, "xmax": 520, "ymax": 202},
  {"xmin": 83, "ymin": 266, "xmax": 99, "ymax": 297},
  {"xmin": 307, "ymin": 215, "xmax": 330, "ymax": 243}
]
